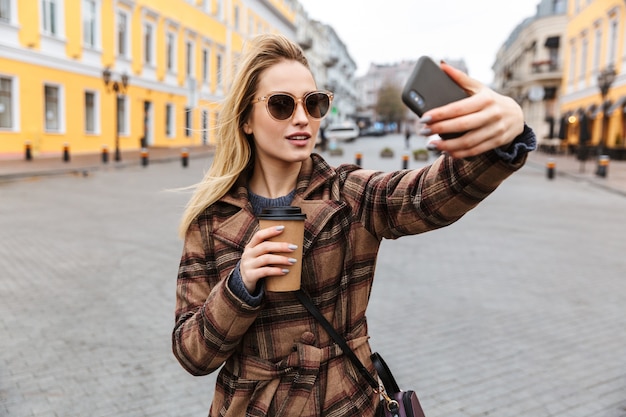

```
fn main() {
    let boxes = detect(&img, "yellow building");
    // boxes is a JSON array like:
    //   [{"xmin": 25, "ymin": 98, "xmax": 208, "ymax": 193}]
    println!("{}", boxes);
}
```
[
  {"xmin": 0, "ymin": 0, "xmax": 296, "ymax": 158},
  {"xmin": 560, "ymin": 0, "xmax": 626, "ymax": 160}
]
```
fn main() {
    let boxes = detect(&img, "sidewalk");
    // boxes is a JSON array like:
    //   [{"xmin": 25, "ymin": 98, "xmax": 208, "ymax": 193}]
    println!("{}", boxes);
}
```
[
  {"xmin": 526, "ymin": 150, "xmax": 626, "ymax": 197},
  {"xmin": 0, "ymin": 145, "xmax": 215, "ymax": 182},
  {"xmin": 2, "ymin": 144, "xmax": 625, "ymax": 197}
]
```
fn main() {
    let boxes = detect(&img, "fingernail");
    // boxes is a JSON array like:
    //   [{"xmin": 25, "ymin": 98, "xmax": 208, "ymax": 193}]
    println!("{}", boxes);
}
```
[
  {"xmin": 282, "ymin": 269, "xmax": 290, "ymax": 274},
  {"xmin": 275, "ymin": 225, "xmax": 285, "ymax": 231},
  {"xmin": 440, "ymin": 59, "xmax": 447, "ymax": 65},
  {"xmin": 288, "ymin": 244, "xmax": 298, "ymax": 250},
  {"xmin": 426, "ymin": 141, "xmax": 441, "ymax": 150},
  {"xmin": 419, "ymin": 115, "xmax": 432, "ymax": 124},
  {"xmin": 419, "ymin": 128, "xmax": 432, "ymax": 136},
  {"xmin": 288, "ymin": 258, "xmax": 297, "ymax": 264}
]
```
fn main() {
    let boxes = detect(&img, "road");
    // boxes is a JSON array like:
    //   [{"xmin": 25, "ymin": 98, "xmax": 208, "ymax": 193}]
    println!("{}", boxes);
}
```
[{"xmin": 1, "ymin": 133, "xmax": 625, "ymax": 417}]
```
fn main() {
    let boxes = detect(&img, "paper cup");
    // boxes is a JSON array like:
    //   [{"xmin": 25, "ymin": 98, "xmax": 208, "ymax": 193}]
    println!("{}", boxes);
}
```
[{"xmin": 258, "ymin": 206, "xmax": 306, "ymax": 292}]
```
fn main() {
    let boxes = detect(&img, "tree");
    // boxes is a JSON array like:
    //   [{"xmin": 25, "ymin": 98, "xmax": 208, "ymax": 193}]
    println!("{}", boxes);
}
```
[{"xmin": 375, "ymin": 82, "xmax": 405, "ymax": 126}]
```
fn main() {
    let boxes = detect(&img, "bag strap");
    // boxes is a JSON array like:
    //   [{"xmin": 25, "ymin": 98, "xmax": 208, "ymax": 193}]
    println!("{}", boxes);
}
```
[
  {"xmin": 370, "ymin": 352, "xmax": 400, "ymax": 394},
  {"xmin": 294, "ymin": 289, "xmax": 380, "ymax": 390}
]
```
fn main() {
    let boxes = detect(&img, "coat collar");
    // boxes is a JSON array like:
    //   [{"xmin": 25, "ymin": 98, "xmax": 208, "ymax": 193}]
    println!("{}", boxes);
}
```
[{"xmin": 211, "ymin": 154, "xmax": 344, "ymax": 254}]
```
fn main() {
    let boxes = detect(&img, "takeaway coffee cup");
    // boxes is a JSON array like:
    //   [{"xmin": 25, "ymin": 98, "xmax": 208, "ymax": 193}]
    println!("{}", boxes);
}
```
[{"xmin": 258, "ymin": 206, "xmax": 306, "ymax": 292}]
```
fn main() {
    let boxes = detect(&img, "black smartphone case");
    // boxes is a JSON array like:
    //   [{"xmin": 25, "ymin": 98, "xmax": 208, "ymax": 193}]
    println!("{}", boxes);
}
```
[{"xmin": 401, "ymin": 56, "xmax": 469, "ymax": 139}]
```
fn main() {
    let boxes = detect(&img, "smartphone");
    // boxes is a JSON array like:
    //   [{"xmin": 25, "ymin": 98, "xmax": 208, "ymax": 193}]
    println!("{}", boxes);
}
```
[{"xmin": 402, "ymin": 56, "xmax": 470, "ymax": 139}]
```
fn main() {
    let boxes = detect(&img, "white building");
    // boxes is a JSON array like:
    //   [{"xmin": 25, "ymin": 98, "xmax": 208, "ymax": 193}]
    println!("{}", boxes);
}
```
[{"xmin": 492, "ymin": 0, "xmax": 568, "ymax": 145}]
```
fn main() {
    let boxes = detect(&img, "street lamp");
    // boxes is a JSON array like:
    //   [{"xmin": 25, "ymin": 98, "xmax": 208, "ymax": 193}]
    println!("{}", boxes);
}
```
[
  {"xmin": 102, "ymin": 67, "xmax": 130, "ymax": 162},
  {"xmin": 597, "ymin": 65, "xmax": 616, "ymax": 154}
]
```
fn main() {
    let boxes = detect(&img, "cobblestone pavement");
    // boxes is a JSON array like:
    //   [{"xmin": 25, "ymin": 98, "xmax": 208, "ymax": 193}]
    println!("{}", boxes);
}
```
[{"xmin": 1, "ymin": 135, "xmax": 625, "ymax": 417}]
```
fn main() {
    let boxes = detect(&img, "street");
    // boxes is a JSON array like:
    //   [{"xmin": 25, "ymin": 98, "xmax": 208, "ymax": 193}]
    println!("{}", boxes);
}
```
[{"xmin": 1, "ymin": 134, "xmax": 625, "ymax": 417}]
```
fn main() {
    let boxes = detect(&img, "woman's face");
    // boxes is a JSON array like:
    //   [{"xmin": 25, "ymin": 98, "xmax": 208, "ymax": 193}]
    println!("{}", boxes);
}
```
[{"xmin": 244, "ymin": 60, "xmax": 322, "ymax": 167}]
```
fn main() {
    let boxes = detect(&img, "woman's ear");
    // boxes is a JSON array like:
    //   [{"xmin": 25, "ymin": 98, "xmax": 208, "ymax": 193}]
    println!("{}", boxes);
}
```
[{"xmin": 243, "ymin": 120, "xmax": 252, "ymax": 135}]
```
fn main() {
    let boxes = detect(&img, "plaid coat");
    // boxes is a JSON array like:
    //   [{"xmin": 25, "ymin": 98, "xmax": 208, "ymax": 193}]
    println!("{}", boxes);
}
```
[{"xmin": 173, "ymin": 150, "xmax": 528, "ymax": 417}]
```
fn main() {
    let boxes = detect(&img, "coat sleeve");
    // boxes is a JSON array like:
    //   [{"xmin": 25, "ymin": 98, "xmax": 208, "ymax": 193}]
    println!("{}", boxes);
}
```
[
  {"xmin": 341, "ymin": 147, "xmax": 529, "ymax": 241},
  {"xmin": 172, "ymin": 217, "xmax": 261, "ymax": 376}
]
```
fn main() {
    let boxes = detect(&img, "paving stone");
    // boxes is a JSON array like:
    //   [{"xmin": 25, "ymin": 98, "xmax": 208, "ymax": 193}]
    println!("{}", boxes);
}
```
[{"xmin": 1, "ymin": 135, "xmax": 625, "ymax": 416}]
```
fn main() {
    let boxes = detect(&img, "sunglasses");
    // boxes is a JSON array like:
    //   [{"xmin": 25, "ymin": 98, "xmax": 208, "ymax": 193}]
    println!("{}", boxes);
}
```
[{"xmin": 254, "ymin": 91, "xmax": 334, "ymax": 121}]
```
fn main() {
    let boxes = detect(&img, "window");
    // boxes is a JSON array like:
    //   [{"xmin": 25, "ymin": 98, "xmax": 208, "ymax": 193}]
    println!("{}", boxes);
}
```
[
  {"xmin": 544, "ymin": 37, "xmax": 559, "ymax": 71},
  {"xmin": 593, "ymin": 28, "xmax": 601, "ymax": 74},
  {"xmin": 83, "ymin": 0, "xmax": 97, "ymax": 48},
  {"xmin": 553, "ymin": 0, "xmax": 566, "ymax": 14},
  {"xmin": 84, "ymin": 91, "xmax": 96, "ymax": 133},
  {"xmin": 144, "ymin": 22, "xmax": 155, "ymax": 65},
  {"xmin": 0, "ymin": 76, "xmax": 13, "ymax": 129},
  {"xmin": 216, "ymin": 53, "xmax": 223, "ymax": 87},
  {"xmin": 548, "ymin": 47, "xmax": 559, "ymax": 70},
  {"xmin": 580, "ymin": 37, "xmax": 588, "ymax": 80},
  {"xmin": 0, "ymin": 0, "xmax": 11, "ymax": 22},
  {"xmin": 608, "ymin": 17, "xmax": 618, "ymax": 65},
  {"xmin": 233, "ymin": 5, "xmax": 239, "ymax": 30},
  {"xmin": 568, "ymin": 43, "xmax": 576, "ymax": 84},
  {"xmin": 42, "ymin": 0, "xmax": 58, "ymax": 36},
  {"xmin": 202, "ymin": 47, "xmax": 209, "ymax": 83},
  {"xmin": 44, "ymin": 85, "xmax": 60, "ymax": 131},
  {"xmin": 185, "ymin": 107, "xmax": 192, "ymax": 137},
  {"xmin": 166, "ymin": 32, "xmax": 177, "ymax": 72},
  {"xmin": 201, "ymin": 109, "xmax": 208, "ymax": 144},
  {"xmin": 117, "ymin": 11, "xmax": 129, "ymax": 57},
  {"xmin": 186, "ymin": 40, "xmax": 195, "ymax": 77},
  {"xmin": 165, "ymin": 103, "xmax": 175, "ymax": 137},
  {"xmin": 214, "ymin": 0, "xmax": 223, "ymax": 19},
  {"xmin": 117, "ymin": 96, "xmax": 127, "ymax": 135}
]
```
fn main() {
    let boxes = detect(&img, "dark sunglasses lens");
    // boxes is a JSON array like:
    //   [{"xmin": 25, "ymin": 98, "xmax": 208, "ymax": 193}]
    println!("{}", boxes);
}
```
[
  {"xmin": 305, "ymin": 93, "xmax": 330, "ymax": 119},
  {"xmin": 267, "ymin": 94, "xmax": 295, "ymax": 120}
]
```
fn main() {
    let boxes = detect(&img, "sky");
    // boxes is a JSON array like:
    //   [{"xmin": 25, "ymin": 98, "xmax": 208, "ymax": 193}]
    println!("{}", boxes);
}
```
[{"xmin": 298, "ymin": 0, "xmax": 541, "ymax": 85}]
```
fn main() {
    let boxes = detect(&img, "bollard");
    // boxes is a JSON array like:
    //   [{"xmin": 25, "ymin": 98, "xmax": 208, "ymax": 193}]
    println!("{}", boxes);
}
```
[
  {"xmin": 63, "ymin": 143, "xmax": 70, "ymax": 162},
  {"xmin": 181, "ymin": 148, "xmax": 189, "ymax": 168},
  {"xmin": 355, "ymin": 152, "xmax": 362, "ymax": 167},
  {"xmin": 25, "ymin": 141, "xmax": 32, "ymax": 161},
  {"xmin": 101, "ymin": 145, "xmax": 109, "ymax": 164},
  {"xmin": 402, "ymin": 154, "xmax": 409, "ymax": 170},
  {"xmin": 596, "ymin": 155, "xmax": 609, "ymax": 178},
  {"xmin": 546, "ymin": 158, "xmax": 556, "ymax": 180},
  {"xmin": 141, "ymin": 147, "xmax": 149, "ymax": 167}
]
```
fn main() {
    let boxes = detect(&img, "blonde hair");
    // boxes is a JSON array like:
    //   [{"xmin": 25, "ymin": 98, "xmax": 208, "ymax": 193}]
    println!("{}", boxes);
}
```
[{"xmin": 178, "ymin": 34, "xmax": 310, "ymax": 237}]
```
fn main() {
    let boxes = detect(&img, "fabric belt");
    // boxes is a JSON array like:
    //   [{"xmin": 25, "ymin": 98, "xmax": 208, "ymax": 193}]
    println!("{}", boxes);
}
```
[
  {"xmin": 224, "ymin": 335, "xmax": 370, "ymax": 417},
  {"xmin": 228, "ymin": 335, "xmax": 369, "ymax": 380}
]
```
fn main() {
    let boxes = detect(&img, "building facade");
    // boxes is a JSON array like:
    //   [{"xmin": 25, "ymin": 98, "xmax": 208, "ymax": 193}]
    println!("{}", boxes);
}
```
[
  {"xmin": 0, "ymin": 0, "xmax": 299, "ymax": 157},
  {"xmin": 294, "ymin": 10, "xmax": 358, "ymax": 128},
  {"xmin": 559, "ymin": 0, "xmax": 626, "ymax": 159},
  {"xmin": 356, "ymin": 61, "xmax": 416, "ymax": 129},
  {"xmin": 492, "ymin": 0, "xmax": 568, "ymax": 148}
]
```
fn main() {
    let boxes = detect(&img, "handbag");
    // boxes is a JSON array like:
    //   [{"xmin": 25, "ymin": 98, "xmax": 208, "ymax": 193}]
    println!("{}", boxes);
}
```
[
  {"xmin": 295, "ymin": 290, "xmax": 426, "ymax": 417},
  {"xmin": 371, "ymin": 352, "xmax": 425, "ymax": 417}
]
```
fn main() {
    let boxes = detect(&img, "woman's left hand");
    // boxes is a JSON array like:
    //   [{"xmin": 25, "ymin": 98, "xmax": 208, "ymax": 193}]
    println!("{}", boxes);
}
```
[{"xmin": 420, "ymin": 62, "xmax": 525, "ymax": 159}]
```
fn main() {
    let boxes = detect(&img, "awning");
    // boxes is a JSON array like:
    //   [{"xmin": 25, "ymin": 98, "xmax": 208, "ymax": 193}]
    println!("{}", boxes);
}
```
[
  {"xmin": 607, "ymin": 96, "xmax": 626, "ymax": 115},
  {"xmin": 544, "ymin": 86, "xmax": 557, "ymax": 100},
  {"xmin": 586, "ymin": 103, "xmax": 598, "ymax": 117},
  {"xmin": 545, "ymin": 36, "xmax": 560, "ymax": 48}
]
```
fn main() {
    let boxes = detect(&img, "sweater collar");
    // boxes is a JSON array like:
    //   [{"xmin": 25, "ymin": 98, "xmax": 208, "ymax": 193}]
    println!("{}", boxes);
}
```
[{"xmin": 220, "ymin": 153, "xmax": 336, "ymax": 208}]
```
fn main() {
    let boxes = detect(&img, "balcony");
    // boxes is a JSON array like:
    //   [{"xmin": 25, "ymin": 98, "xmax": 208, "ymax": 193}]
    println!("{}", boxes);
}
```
[{"xmin": 528, "ymin": 60, "xmax": 562, "ymax": 83}]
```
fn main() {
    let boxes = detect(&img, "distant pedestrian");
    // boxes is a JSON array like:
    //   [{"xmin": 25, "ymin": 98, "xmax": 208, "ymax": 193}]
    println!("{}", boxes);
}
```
[
  {"xmin": 172, "ymin": 33, "xmax": 536, "ymax": 417},
  {"xmin": 404, "ymin": 126, "xmax": 411, "ymax": 148},
  {"xmin": 319, "ymin": 125, "xmax": 328, "ymax": 151}
]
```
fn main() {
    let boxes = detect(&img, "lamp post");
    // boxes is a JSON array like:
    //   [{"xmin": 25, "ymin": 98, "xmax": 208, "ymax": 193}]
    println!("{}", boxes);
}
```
[
  {"xmin": 102, "ymin": 67, "xmax": 129, "ymax": 162},
  {"xmin": 597, "ymin": 65, "xmax": 616, "ymax": 155}
]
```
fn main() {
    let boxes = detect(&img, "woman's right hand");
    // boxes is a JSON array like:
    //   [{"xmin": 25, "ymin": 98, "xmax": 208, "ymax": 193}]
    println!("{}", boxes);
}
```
[{"xmin": 239, "ymin": 225, "xmax": 298, "ymax": 293}]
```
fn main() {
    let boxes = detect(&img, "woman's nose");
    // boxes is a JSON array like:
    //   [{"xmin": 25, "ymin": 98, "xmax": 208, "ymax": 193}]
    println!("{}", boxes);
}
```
[{"xmin": 292, "ymin": 100, "xmax": 309, "ymax": 124}]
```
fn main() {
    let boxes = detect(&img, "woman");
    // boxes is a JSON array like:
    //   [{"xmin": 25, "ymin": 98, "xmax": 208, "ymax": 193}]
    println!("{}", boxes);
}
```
[{"xmin": 173, "ymin": 34, "xmax": 535, "ymax": 417}]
